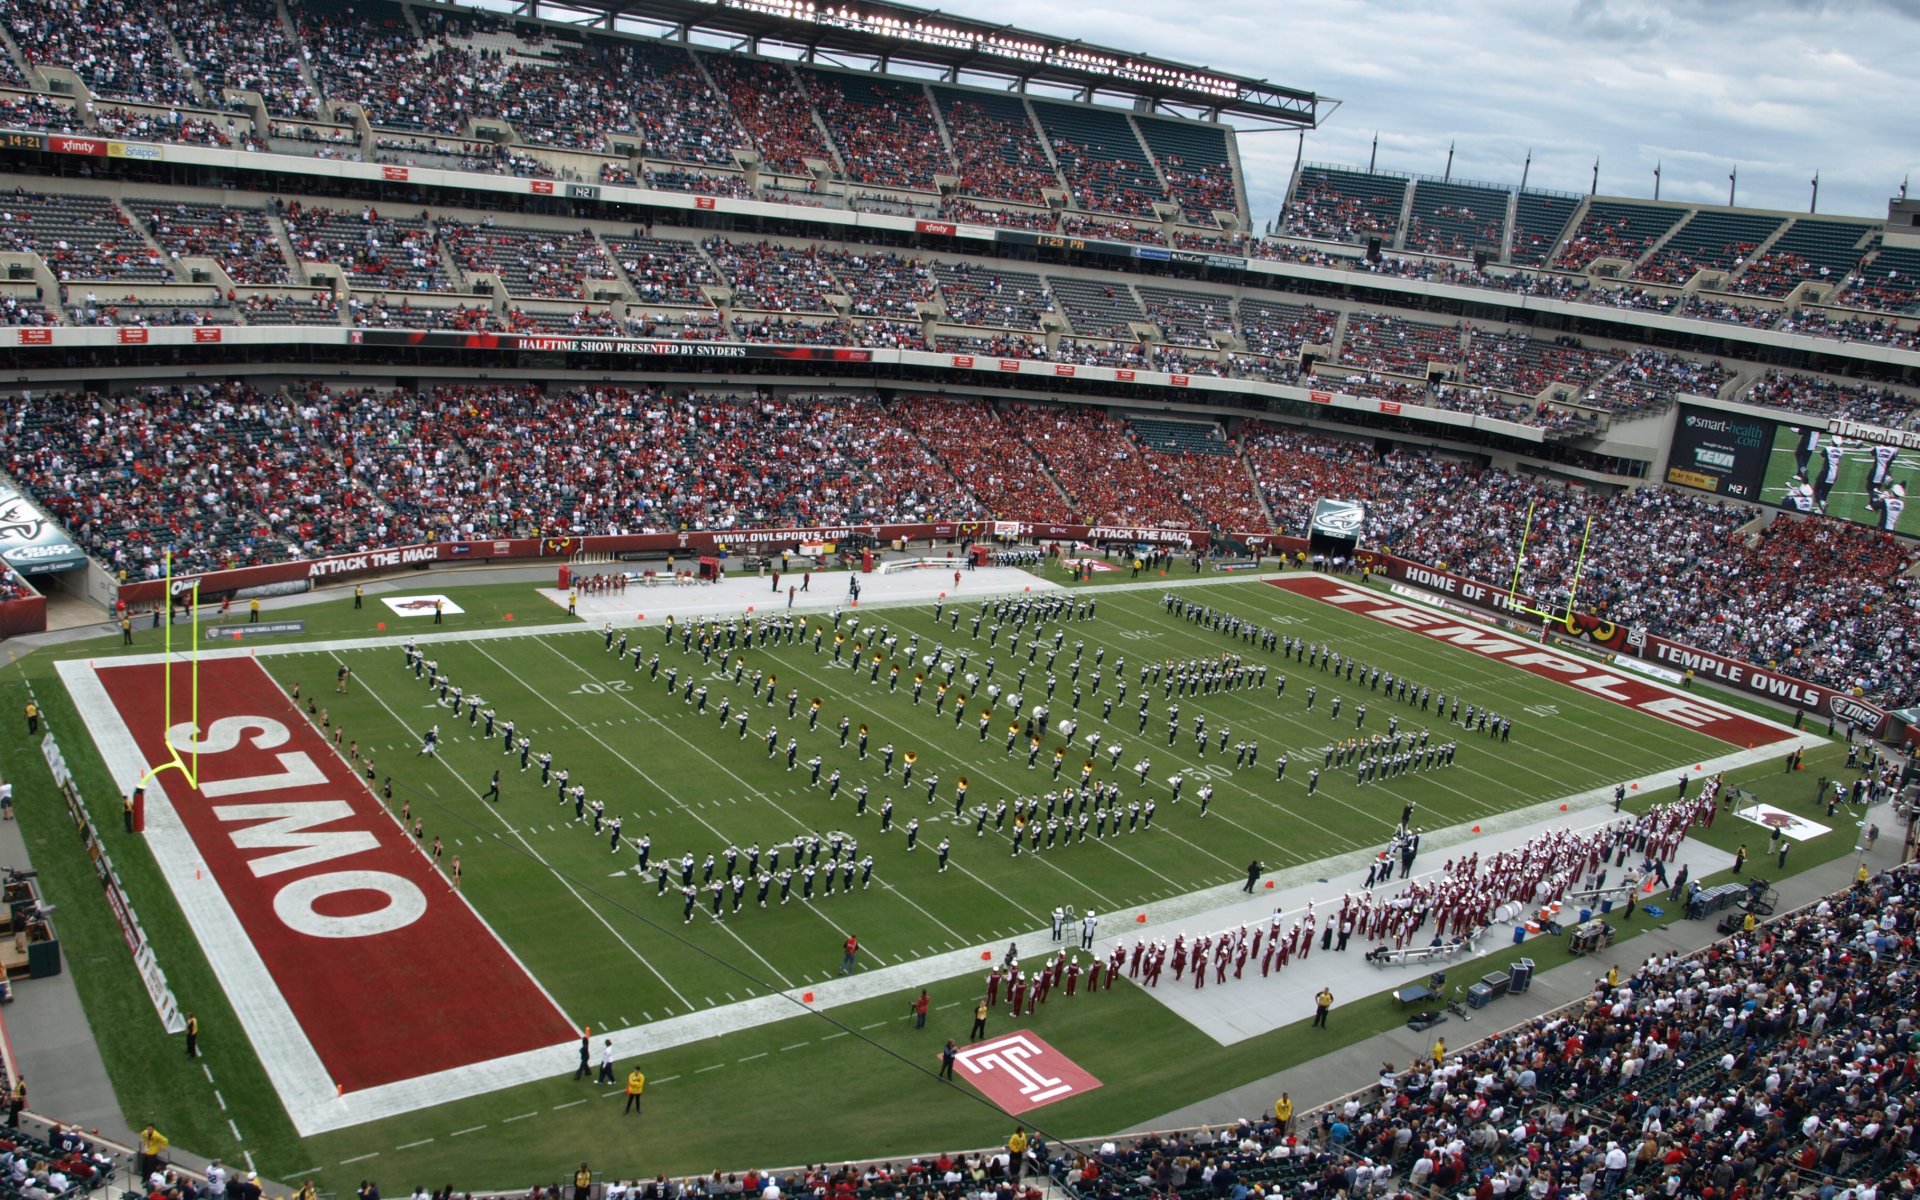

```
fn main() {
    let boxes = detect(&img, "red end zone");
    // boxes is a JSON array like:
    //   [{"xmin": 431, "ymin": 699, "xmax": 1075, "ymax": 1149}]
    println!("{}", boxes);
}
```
[
  {"xmin": 95, "ymin": 658, "xmax": 576, "ymax": 1092},
  {"xmin": 1268, "ymin": 576, "xmax": 1794, "ymax": 748}
]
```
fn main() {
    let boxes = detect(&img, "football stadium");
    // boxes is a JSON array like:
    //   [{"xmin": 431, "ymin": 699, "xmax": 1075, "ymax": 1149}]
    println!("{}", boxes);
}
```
[{"xmin": 0, "ymin": 1, "xmax": 1914, "ymax": 1198}]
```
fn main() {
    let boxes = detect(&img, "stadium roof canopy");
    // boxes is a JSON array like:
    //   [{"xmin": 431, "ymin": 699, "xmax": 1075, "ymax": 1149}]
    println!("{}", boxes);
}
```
[{"xmin": 468, "ymin": 0, "xmax": 1328, "ymax": 128}]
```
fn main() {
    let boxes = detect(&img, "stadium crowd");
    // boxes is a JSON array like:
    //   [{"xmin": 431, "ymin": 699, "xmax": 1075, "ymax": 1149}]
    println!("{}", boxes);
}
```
[
  {"xmin": 2, "ymin": 383, "xmax": 1913, "ymax": 702},
  {"xmin": 1068, "ymin": 860, "xmax": 1920, "ymax": 1200}
]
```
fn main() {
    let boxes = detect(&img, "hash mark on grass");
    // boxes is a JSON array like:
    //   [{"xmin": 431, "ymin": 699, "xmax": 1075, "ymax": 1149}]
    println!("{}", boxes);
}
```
[
  {"xmin": 696, "ymin": 1063, "xmax": 725, "ymax": 1073},
  {"xmin": 339, "ymin": 1153, "xmax": 380, "ymax": 1165},
  {"xmin": 860, "ymin": 1021, "xmax": 885, "ymax": 1030},
  {"xmin": 396, "ymin": 1138, "xmax": 435, "ymax": 1150},
  {"xmin": 821, "ymin": 1030, "xmax": 848, "ymax": 1040},
  {"xmin": 503, "ymin": 1111, "xmax": 539, "ymax": 1123},
  {"xmin": 228, "ymin": 1119, "xmax": 243, "ymax": 1142},
  {"xmin": 451, "ymin": 1127, "xmax": 486, "ymax": 1137},
  {"xmin": 654, "ymin": 1075, "xmax": 680, "ymax": 1083},
  {"xmin": 780, "ymin": 1042, "xmax": 809, "ymax": 1052},
  {"xmin": 737, "ymin": 1052, "xmax": 767, "ymax": 1062},
  {"xmin": 214, "ymin": 1090, "xmax": 227, "ymax": 1111},
  {"xmin": 552, "ymin": 1099, "xmax": 588, "ymax": 1111}
]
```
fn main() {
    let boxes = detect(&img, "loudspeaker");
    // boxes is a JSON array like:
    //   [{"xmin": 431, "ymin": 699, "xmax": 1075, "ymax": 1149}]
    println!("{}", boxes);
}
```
[{"xmin": 1366, "ymin": 237, "xmax": 1382, "ymax": 262}]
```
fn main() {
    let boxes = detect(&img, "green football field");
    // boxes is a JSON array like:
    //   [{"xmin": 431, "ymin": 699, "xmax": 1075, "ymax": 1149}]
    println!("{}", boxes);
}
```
[
  {"xmin": 1760, "ymin": 429, "xmax": 1918, "ymax": 535},
  {"xmin": 7, "ymin": 570, "xmax": 1859, "ymax": 1192},
  {"xmin": 270, "ymin": 578, "xmax": 1727, "ymax": 1027}
]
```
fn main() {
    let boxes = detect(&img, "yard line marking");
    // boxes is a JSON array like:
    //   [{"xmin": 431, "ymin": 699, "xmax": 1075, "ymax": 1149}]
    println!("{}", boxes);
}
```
[
  {"xmin": 451, "ymin": 1126, "xmax": 486, "ymax": 1137},
  {"xmin": 395, "ymin": 1138, "xmax": 436, "ymax": 1150},
  {"xmin": 201, "ymin": 1063, "xmax": 215, "ymax": 1084},
  {"xmin": 339, "ymin": 1153, "xmax": 380, "ymax": 1165},
  {"xmin": 242, "ymin": 1152, "xmax": 255, "ymax": 1174},
  {"xmin": 737, "ymin": 1052, "xmax": 767, "ymax": 1062},
  {"xmin": 214, "ymin": 1090, "xmax": 227, "ymax": 1111},
  {"xmin": 503, "ymin": 1111, "xmax": 539, "ymax": 1123},
  {"xmin": 425, "ymin": 783, "xmax": 440, "ymax": 796},
  {"xmin": 511, "ymin": 641, "xmax": 851, "ymax": 978},
  {"xmin": 780, "ymin": 1042, "xmax": 809, "ymax": 1052},
  {"xmin": 228, "ymin": 1119, "xmax": 243, "ymax": 1142},
  {"xmin": 331, "ymin": 653, "xmax": 683, "ymax": 1014},
  {"xmin": 552, "ymin": 1099, "xmax": 589, "ymax": 1111}
]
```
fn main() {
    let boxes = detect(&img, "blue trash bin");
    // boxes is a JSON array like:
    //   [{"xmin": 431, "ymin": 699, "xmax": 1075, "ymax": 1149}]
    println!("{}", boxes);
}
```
[
  {"xmin": 1512, "ymin": 925, "xmax": 1526, "ymax": 944},
  {"xmin": 1579, "ymin": 908, "xmax": 1593, "ymax": 924},
  {"xmin": 1599, "ymin": 898, "xmax": 1614, "ymax": 914}
]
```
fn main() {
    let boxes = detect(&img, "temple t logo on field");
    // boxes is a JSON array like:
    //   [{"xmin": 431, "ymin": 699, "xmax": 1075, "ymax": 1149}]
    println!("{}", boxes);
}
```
[{"xmin": 953, "ymin": 1031, "xmax": 1100, "ymax": 1113}]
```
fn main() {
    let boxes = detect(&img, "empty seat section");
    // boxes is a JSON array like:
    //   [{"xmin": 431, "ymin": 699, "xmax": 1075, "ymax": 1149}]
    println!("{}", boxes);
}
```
[
  {"xmin": 1634, "ymin": 210, "xmax": 1783, "ymax": 284},
  {"xmin": 1510, "ymin": 192, "xmax": 1579, "ymax": 266},
  {"xmin": 131, "ymin": 199, "xmax": 291, "ymax": 284},
  {"xmin": 1554, "ymin": 200, "xmax": 1686, "ymax": 271},
  {"xmin": 1033, "ymin": 101, "xmax": 1167, "ymax": 219},
  {"xmin": 928, "ymin": 261, "xmax": 1051, "ymax": 330},
  {"xmin": 283, "ymin": 205, "xmax": 450, "ymax": 292},
  {"xmin": 1339, "ymin": 311, "xmax": 1462, "ymax": 374},
  {"xmin": 1734, "ymin": 218, "xmax": 1873, "ymax": 297},
  {"xmin": 1048, "ymin": 275, "xmax": 1144, "ymax": 338},
  {"xmin": 606, "ymin": 236, "xmax": 719, "ymax": 307},
  {"xmin": 1136, "ymin": 284, "xmax": 1232, "ymax": 347},
  {"xmin": 1136, "ymin": 115, "xmax": 1238, "ymax": 225},
  {"xmin": 1841, "ymin": 241, "xmax": 1920, "ymax": 315},
  {"xmin": 443, "ymin": 222, "xmax": 615, "ymax": 299},
  {"xmin": 0, "ymin": 193, "xmax": 171, "ymax": 282},
  {"xmin": 1281, "ymin": 166, "xmax": 1406, "ymax": 245},
  {"xmin": 702, "ymin": 238, "xmax": 837, "ymax": 313},
  {"xmin": 1404, "ymin": 179, "xmax": 1507, "ymax": 258}
]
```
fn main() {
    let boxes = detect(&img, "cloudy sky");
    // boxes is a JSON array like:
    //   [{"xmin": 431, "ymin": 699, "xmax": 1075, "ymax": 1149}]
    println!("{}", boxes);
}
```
[{"xmin": 932, "ymin": 0, "xmax": 1920, "ymax": 226}]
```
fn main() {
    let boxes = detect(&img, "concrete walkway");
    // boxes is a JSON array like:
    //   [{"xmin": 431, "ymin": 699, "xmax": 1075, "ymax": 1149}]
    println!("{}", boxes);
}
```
[{"xmin": 1129, "ymin": 811, "xmax": 1890, "ymax": 1134}]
